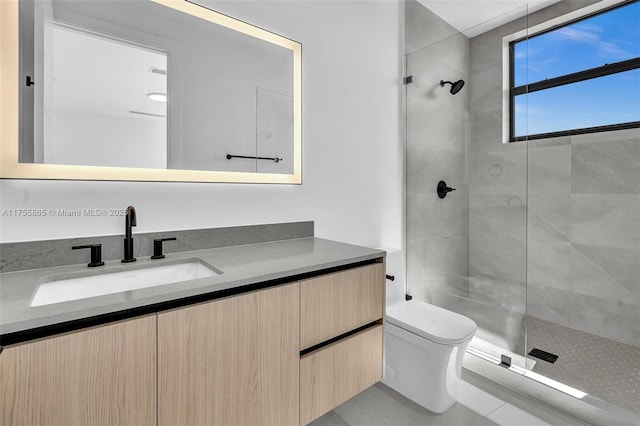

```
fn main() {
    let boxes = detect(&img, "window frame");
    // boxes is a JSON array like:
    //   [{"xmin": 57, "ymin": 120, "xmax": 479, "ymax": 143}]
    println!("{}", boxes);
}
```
[{"xmin": 508, "ymin": 0, "xmax": 640, "ymax": 142}]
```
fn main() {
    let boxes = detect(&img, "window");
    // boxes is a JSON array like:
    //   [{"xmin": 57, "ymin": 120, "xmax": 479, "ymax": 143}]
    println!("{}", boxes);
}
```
[{"xmin": 509, "ymin": 0, "xmax": 640, "ymax": 141}]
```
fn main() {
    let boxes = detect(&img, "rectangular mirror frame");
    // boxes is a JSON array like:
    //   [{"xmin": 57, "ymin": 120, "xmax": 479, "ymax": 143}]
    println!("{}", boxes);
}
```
[{"xmin": 0, "ymin": 0, "xmax": 302, "ymax": 184}]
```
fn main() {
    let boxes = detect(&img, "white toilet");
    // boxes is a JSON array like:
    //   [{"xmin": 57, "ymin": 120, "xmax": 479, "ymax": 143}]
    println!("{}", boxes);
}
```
[{"xmin": 381, "ymin": 249, "xmax": 477, "ymax": 414}]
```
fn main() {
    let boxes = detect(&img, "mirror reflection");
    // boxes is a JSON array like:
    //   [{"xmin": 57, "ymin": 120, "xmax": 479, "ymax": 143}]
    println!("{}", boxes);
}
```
[{"xmin": 20, "ymin": 0, "xmax": 296, "ymax": 175}]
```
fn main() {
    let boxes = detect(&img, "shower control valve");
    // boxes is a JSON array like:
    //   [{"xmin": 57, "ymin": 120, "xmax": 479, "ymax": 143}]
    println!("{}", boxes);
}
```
[{"xmin": 437, "ymin": 181, "xmax": 456, "ymax": 199}]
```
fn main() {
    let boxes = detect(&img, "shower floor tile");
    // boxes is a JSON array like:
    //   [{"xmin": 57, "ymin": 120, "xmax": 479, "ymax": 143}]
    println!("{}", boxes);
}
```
[{"xmin": 526, "ymin": 316, "xmax": 640, "ymax": 415}]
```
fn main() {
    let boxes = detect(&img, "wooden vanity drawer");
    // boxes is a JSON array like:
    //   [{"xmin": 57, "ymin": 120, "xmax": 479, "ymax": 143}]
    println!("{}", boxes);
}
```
[
  {"xmin": 299, "ymin": 262, "xmax": 384, "ymax": 350},
  {"xmin": 0, "ymin": 315, "xmax": 157, "ymax": 426},
  {"xmin": 299, "ymin": 324, "xmax": 383, "ymax": 425}
]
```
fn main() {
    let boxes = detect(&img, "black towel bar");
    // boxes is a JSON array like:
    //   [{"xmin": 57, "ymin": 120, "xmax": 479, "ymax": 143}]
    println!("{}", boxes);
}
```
[{"xmin": 226, "ymin": 154, "xmax": 282, "ymax": 163}]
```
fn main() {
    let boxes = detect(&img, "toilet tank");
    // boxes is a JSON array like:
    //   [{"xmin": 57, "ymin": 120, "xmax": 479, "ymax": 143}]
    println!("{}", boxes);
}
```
[{"xmin": 378, "ymin": 247, "xmax": 404, "ymax": 308}]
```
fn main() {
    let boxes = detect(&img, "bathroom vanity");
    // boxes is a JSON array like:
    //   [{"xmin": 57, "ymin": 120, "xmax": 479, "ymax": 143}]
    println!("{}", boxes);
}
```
[{"xmin": 0, "ymin": 236, "xmax": 385, "ymax": 426}]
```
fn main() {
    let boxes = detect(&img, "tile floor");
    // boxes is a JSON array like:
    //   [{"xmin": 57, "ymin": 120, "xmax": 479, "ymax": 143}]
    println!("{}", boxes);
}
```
[
  {"xmin": 527, "ymin": 316, "xmax": 640, "ymax": 415},
  {"xmin": 310, "ymin": 376, "xmax": 586, "ymax": 426},
  {"xmin": 445, "ymin": 294, "xmax": 640, "ymax": 415}
]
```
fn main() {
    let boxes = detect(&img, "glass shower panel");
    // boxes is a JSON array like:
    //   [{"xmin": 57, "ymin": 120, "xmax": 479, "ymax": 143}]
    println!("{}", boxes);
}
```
[
  {"xmin": 465, "ymin": 5, "xmax": 530, "ymax": 368},
  {"xmin": 404, "ymin": 0, "xmax": 530, "ymax": 367},
  {"xmin": 523, "ymin": 0, "xmax": 640, "ymax": 414}
]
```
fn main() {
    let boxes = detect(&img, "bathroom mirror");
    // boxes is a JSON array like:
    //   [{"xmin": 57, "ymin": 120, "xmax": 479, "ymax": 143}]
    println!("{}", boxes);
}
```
[{"xmin": 0, "ymin": 0, "xmax": 302, "ymax": 183}]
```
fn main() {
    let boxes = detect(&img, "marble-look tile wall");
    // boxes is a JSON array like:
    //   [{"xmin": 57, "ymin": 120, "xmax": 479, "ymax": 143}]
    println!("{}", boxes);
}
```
[
  {"xmin": 468, "ymin": 0, "xmax": 640, "ymax": 348},
  {"xmin": 405, "ymin": 0, "xmax": 470, "ymax": 307},
  {"xmin": 526, "ymin": 129, "xmax": 640, "ymax": 347}
]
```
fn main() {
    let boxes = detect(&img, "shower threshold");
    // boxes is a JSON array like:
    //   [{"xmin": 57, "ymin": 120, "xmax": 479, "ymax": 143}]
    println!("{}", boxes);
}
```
[{"xmin": 463, "ymin": 346, "xmax": 640, "ymax": 426}]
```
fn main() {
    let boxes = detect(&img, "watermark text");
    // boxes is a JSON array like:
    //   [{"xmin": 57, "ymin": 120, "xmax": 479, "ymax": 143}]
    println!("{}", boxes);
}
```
[{"xmin": 1, "ymin": 208, "xmax": 129, "ymax": 217}]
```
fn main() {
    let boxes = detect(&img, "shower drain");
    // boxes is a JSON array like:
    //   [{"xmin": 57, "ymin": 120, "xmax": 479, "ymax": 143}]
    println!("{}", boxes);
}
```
[{"xmin": 528, "ymin": 348, "xmax": 559, "ymax": 364}]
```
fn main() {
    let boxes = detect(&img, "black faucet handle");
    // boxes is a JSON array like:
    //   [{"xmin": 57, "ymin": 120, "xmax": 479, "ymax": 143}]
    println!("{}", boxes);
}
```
[
  {"xmin": 151, "ymin": 238, "xmax": 177, "ymax": 260},
  {"xmin": 437, "ymin": 180, "xmax": 456, "ymax": 199},
  {"xmin": 72, "ymin": 244, "xmax": 105, "ymax": 267}
]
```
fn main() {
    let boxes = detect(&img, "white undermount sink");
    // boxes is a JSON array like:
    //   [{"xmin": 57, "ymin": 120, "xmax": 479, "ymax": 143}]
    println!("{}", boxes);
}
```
[{"xmin": 30, "ymin": 258, "xmax": 221, "ymax": 307}]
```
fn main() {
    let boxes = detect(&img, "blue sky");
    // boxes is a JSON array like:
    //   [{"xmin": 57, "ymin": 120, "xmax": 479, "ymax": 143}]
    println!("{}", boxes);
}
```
[{"xmin": 514, "ymin": 1, "xmax": 640, "ymax": 137}]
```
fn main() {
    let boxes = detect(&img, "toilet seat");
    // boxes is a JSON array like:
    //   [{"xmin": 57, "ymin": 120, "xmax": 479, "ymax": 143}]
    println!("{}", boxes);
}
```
[{"xmin": 386, "ymin": 300, "xmax": 477, "ymax": 345}]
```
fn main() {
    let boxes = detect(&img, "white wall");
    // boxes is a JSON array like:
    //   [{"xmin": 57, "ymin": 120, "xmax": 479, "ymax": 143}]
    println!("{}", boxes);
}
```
[{"xmin": 0, "ymin": 0, "xmax": 404, "ymax": 250}]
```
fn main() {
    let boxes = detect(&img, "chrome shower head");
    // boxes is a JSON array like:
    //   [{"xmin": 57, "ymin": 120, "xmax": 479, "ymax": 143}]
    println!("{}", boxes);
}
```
[{"xmin": 440, "ymin": 79, "xmax": 465, "ymax": 95}]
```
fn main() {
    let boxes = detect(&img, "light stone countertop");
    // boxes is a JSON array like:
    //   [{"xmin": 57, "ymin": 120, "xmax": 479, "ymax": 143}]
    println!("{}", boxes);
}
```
[{"xmin": 0, "ymin": 237, "xmax": 385, "ymax": 342}]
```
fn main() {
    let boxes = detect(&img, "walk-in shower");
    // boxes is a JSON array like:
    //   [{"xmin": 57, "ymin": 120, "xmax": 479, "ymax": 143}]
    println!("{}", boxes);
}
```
[{"xmin": 405, "ymin": 0, "xmax": 640, "ymax": 421}]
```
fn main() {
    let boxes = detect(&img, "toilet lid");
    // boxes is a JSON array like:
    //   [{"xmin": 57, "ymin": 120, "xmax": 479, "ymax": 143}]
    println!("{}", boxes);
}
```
[{"xmin": 386, "ymin": 300, "xmax": 477, "ymax": 345}]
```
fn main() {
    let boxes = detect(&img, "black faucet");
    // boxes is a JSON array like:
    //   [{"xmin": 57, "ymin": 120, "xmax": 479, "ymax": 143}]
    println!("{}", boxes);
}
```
[{"xmin": 122, "ymin": 205, "xmax": 137, "ymax": 263}]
